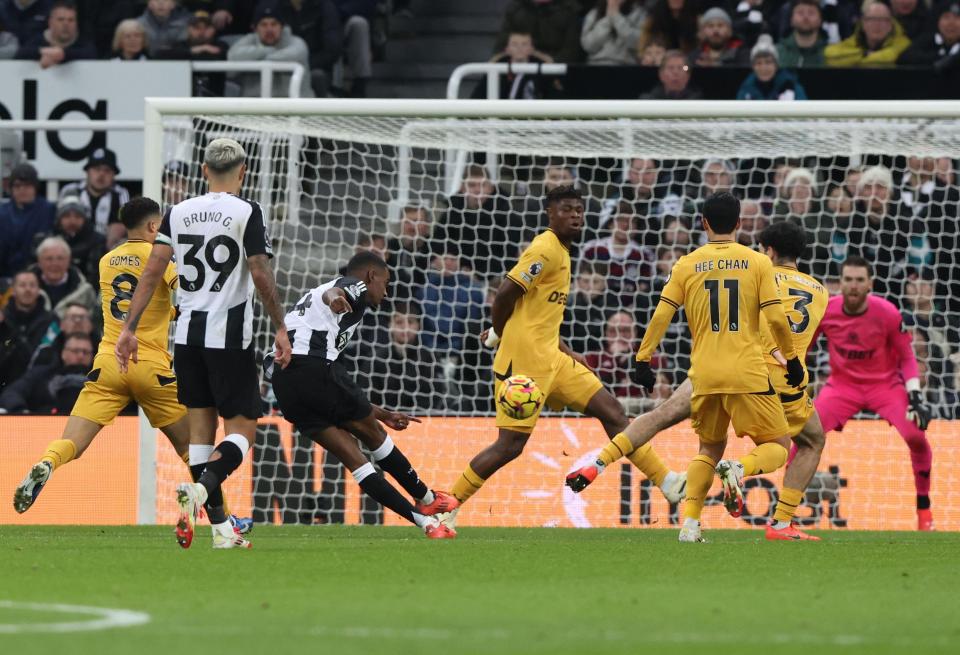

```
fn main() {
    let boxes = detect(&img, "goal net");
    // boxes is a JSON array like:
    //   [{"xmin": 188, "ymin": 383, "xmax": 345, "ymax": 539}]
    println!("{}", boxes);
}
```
[{"xmin": 146, "ymin": 99, "xmax": 960, "ymax": 532}]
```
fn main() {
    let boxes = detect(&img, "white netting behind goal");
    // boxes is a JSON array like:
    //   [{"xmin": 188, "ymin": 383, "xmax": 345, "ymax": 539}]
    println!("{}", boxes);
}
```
[{"xmin": 152, "ymin": 107, "xmax": 960, "ymax": 530}]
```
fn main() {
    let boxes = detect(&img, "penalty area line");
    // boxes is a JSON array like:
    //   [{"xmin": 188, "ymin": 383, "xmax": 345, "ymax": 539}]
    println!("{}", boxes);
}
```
[{"xmin": 0, "ymin": 600, "xmax": 150, "ymax": 634}]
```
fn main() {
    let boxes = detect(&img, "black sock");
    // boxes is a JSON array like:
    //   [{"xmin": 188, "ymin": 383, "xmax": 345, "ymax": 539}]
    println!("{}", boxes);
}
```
[
  {"xmin": 917, "ymin": 494, "xmax": 931, "ymax": 510},
  {"xmin": 358, "ymin": 473, "xmax": 418, "ymax": 525},
  {"xmin": 376, "ymin": 444, "xmax": 429, "ymax": 501},
  {"xmin": 198, "ymin": 442, "xmax": 244, "ymax": 519},
  {"xmin": 189, "ymin": 463, "xmax": 205, "ymax": 483}
]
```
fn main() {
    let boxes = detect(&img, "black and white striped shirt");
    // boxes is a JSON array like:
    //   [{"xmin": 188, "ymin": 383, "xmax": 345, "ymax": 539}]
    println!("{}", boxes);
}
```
[
  {"xmin": 157, "ymin": 193, "xmax": 272, "ymax": 349},
  {"xmin": 285, "ymin": 276, "xmax": 368, "ymax": 361},
  {"xmin": 59, "ymin": 182, "xmax": 130, "ymax": 235}
]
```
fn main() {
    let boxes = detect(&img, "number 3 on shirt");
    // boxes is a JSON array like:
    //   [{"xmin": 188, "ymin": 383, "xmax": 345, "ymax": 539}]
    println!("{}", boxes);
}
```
[
  {"xmin": 177, "ymin": 234, "xmax": 240, "ymax": 292},
  {"xmin": 704, "ymin": 279, "xmax": 740, "ymax": 332}
]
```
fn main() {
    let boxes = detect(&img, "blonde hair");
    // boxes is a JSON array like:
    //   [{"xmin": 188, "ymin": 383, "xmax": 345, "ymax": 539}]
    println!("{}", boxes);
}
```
[
  {"xmin": 204, "ymin": 138, "xmax": 247, "ymax": 174},
  {"xmin": 857, "ymin": 166, "xmax": 894, "ymax": 194},
  {"xmin": 112, "ymin": 19, "xmax": 148, "ymax": 54}
]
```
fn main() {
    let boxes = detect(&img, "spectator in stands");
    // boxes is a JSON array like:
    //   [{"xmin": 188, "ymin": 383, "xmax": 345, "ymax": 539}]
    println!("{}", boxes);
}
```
[
  {"xmin": 387, "ymin": 205, "xmax": 432, "ymax": 301},
  {"xmin": 562, "ymin": 261, "xmax": 612, "ymax": 354},
  {"xmin": 661, "ymin": 214, "xmax": 692, "ymax": 249},
  {"xmin": 495, "ymin": 0, "xmax": 583, "ymax": 63},
  {"xmin": 138, "ymin": 0, "xmax": 189, "ymax": 58},
  {"xmin": 0, "ymin": 269, "xmax": 57, "ymax": 389},
  {"xmin": 416, "ymin": 252, "xmax": 485, "ymax": 355},
  {"xmin": 0, "ymin": 163, "xmax": 55, "ymax": 279},
  {"xmin": 357, "ymin": 304, "xmax": 439, "ymax": 411},
  {"xmin": 0, "ymin": 16, "xmax": 18, "ymax": 57},
  {"xmin": 585, "ymin": 311, "xmax": 641, "ymax": 403},
  {"xmin": 639, "ymin": 39, "xmax": 666, "ymax": 65},
  {"xmin": 737, "ymin": 35, "xmax": 808, "ymax": 100},
  {"xmin": 581, "ymin": 0, "xmax": 645, "ymax": 65},
  {"xmin": 59, "ymin": 148, "xmax": 130, "ymax": 249},
  {"xmin": 228, "ymin": 0, "xmax": 313, "ymax": 98},
  {"xmin": 903, "ymin": 277, "xmax": 959, "ymax": 381},
  {"xmin": 162, "ymin": 160, "xmax": 191, "ymax": 204},
  {"xmin": 29, "ymin": 236, "xmax": 96, "ymax": 318},
  {"xmin": 825, "ymin": 1, "xmax": 911, "ymax": 67},
  {"xmin": 0, "ymin": 0, "xmax": 52, "ymax": 46},
  {"xmin": 333, "ymin": 0, "xmax": 376, "ymax": 97},
  {"xmin": 164, "ymin": 11, "xmax": 229, "ymax": 96},
  {"xmin": 636, "ymin": 0, "xmax": 698, "ymax": 55},
  {"xmin": 898, "ymin": 2, "xmax": 960, "ymax": 70},
  {"xmin": 436, "ymin": 164, "xmax": 519, "ymax": 277},
  {"xmin": 777, "ymin": 0, "xmax": 828, "ymax": 68},
  {"xmin": 693, "ymin": 7, "xmax": 747, "ymax": 67},
  {"xmin": 890, "ymin": 0, "xmax": 930, "ymax": 41},
  {"xmin": 30, "ymin": 300, "xmax": 99, "ymax": 368},
  {"xmin": 0, "ymin": 331, "xmax": 92, "ymax": 414},
  {"xmin": 600, "ymin": 158, "xmax": 672, "ymax": 246},
  {"xmin": 111, "ymin": 18, "xmax": 148, "ymax": 60},
  {"xmin": 15, "ymin": 0, "xmax": 95, "ymax": 67},
  {"xmin": 286, "ymin": 0, "xmax": 342, "ymax": 97},
  {"xmin": 653, "ymin": 245, "xmax": 683, "ymax": 291},
  {"xmin": 581, "ymin": 202, "xmax": 654, "ymax": 305},
  {"xmin": 481, "ymin": 30, "xmax": 554, "ymax": 99},
  {"xmin": 53, "ymin": 196, "xmax": 104, "ymax": 288},
  {"xmin": 737, "ymin": 199, "xmax": 768, "ymax": 247},
  {"xmin": 733, "ymin": 0, "xmax": 779, "ymax": 48},
  {"xmin": 640, "ymin": 48, "xmax": 701, "ymax": 98},
  {"xmin": 695, "ymin": 157, "xmax": 736, "ymax": 202}
]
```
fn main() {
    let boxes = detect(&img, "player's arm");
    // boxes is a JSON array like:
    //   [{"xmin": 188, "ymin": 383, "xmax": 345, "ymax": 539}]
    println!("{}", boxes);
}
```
[
  {"xmin": 115, "ymin": 242, "xmax": 173, "ymax": 372},
  {"xmin": 633, "ymin": 266, "xmax": 684, "ymax": 391},
  {"xmin": 322, "ymin": 286, "xmax": 353, "ymax": 314},
  {"xmin": 244, "ymin": 202, "xmax": 291, "ymax": 368},
  {"xmin": 757, "ymin": 259, "xmax": 804, "ymax": 387},
  {"xmin": 891, "ymin": 312, "xmax": 930, "ymax": 429},
  {"xmin": 372, "ymin": 405, "xmax": 423, "ymax": 431},
  {"xmin": 484, "ymin": 243, "xmax": 549, "ymax": 348}
]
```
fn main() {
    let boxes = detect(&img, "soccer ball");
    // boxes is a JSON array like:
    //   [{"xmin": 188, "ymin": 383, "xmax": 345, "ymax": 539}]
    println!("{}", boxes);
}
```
[{"xmin": 497, "ymin": 375, "xmax": 544, "ymax": 420}]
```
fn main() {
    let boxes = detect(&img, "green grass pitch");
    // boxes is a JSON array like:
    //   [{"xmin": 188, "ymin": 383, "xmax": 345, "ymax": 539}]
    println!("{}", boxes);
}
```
[{"xmin": 1, "ymin": 526, "xmax": 958, "ymax": 654}]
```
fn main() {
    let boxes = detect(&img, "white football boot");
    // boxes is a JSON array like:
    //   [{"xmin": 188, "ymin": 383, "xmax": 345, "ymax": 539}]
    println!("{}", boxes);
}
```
[{"xmin": 659, "ymin": 470, "xmax": 688, "ymax": 504}]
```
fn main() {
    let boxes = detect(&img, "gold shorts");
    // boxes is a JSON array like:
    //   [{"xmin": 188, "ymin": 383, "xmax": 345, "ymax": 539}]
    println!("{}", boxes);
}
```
[
  {"xmin": 765, "ymin": 362, "xmax": 814, "ymax": 436},
  {"xmin": 493, "ymin": 353, "xmax": 603, "ymax": 433},
  {"xmin": 690, "ymin": 387, "xmax": 790, "ymax": 444},
  {"xmin": 71, "ymin": 352, "xmax": 186, "ymax": 428}
]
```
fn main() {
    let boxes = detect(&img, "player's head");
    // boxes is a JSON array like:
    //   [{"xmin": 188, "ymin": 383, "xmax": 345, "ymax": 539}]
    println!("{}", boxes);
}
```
[
  {"xmin": 700, "ymin": 191, "xmax": 740, "ymax": 236},
  {"xmin": 203, "ymin": 138, "xmax": 247, "ymax": 192},
  {"xmin": 840, "ymin": 255, "xmax": 873, "ymax": 309},
  {"xmin": 119, "ymin": 197, "xmax": 162, "ymax": 239},
  {"xmin": 758, "ymin": 220, "xmax": 807, "ymax": 265},
  {"xmin": 345, "ymin": 250, "xmax": 390, "ymax": 307},
  {"xmin": 545, "ymin": 184, "xmax": 584, "ymax": 243}
]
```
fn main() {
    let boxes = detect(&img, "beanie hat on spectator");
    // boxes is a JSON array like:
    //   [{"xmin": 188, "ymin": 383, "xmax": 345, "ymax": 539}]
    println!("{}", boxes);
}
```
[
  {"xmin": 189, "ymin": 10, "xmax": 212, "ymax": 26},
  {"xmin": 793, "ymin": 0, "xmax": 823, "ymax": 15},
  {"xmin": 253, "ymin": 0, "xmax": 286, "ymax": 26},
  {"xmin": 57, "ymin": 195, "xmax": 89, "ymax": 220},
  {"xmin": 938, "ymin": 1, "xmax": 960, "ymax": 16},
  {"xmin": 10, "ymin": 162, "xmax": 39, "ymax": 186},
  {"xmin": 750, "ymin": 35, "xmax": 780, "ymax": 64},
  {"xmin": 783, "ymin": 168, "xmax": 817, "ymax": 194},
  {"xmin": 84, "ymin": 147, "xmax": 120, "ymax": 175},
  {"xmin": 701, "ymin": 7, "xmax": 733, "ymax": 26},
  {"xmin": 857, "ymin": 166, "xmax": 894, "ymax": 195}
]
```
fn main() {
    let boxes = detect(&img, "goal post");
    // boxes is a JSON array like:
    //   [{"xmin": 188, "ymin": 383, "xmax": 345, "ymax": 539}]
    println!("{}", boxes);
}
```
[{"xmin": 142, "ymin": 98, "xmax": 960, "ymax": 531}]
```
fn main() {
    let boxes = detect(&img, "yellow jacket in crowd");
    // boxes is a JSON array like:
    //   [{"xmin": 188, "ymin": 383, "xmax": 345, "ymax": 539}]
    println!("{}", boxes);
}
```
[{"xmin": 825, "ymin": 20, "xmax": 911, "ymax": 67}]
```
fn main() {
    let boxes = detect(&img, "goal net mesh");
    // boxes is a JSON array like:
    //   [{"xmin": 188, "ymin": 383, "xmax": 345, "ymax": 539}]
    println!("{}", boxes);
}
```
[{"xmin": 152, "ymin": 109, "xmax": 960, "ymax": 531}]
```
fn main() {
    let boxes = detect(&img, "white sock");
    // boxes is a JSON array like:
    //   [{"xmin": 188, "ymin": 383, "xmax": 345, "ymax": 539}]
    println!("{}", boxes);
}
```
[
  {"xmin": 419, "ymin": 489, "xmax": 436, "ymax": 505},
  {"xmin": 682, "ymin": 517, "xmax": 700, "ymax": 531},
  {"xmin": 370, "ymin": 436, "xmax": 395, "ymax": 461},
  {"xmin": 211, "ymin": 520, "xmax": 233, "ymax": 536},
  {"xmin": 351, "ymin": 462, "xmax": 376, "ymax": 484},
  {"xmin": 412, "ymin": 512, "xmax": 435, "ymax": 529},
  {"xmin": 223, "ymin": 433, "xmax": 250, "ymax": 458},
  {"xmin": 189, "ymin": 443, "xmax": 215, "ymax": 466},
  {"xmin": 773, "ymin": 520, "xmax": 790, "ymax": 530},
  {"xmin": 593, "ymin": 459, "xmax": 607, "ymax": 472}
]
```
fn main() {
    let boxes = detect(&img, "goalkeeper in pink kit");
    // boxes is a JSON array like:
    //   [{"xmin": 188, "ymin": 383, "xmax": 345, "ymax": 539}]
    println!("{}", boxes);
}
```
[{"xmin": 814, "ymin": 256, "xmax": 934, "ymax": 530}]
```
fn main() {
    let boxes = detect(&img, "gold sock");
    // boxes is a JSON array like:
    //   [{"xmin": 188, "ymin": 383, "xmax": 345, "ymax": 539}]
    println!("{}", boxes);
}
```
[
  {"xmin": 597, "ymin": 433, "xmax": 634, "ymax": 467},
  {"xmin": 451, "ymin": 465, "xmax": 485, "ymax": 503},
  {"xmin": 40, "ymin": 439, "xmax": 77, "ymax": 471},
  {"xmin": 682, "ymin": 455, "xmax": 717, "ymax": 521},
  {"xmin": 626, "ymin": 444, "xmax": 669, "ymax": 486},
  {"xmin": 773, "ymin": 487, "xmax": 804, "ymax": 524},
  {"xmin": 740, "ymin": 442, "xmax": 788, "ymax": 476}
]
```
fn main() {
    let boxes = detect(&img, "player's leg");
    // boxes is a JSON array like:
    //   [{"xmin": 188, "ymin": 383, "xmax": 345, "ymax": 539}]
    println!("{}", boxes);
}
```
[
  {"xmin": 869, "ymin": 385, "xmax": 934, "ymax": 529},
  {"xmin": 14, "ymin": 353, "xmax": 126, "ymax": 513},
  {"xmin": 768, "ymin": 400, "xmax": 826, "ymax": 541},
  {"xmin": 680, "ymin": 393, "xmax": 730, "ymax": 542},
  {"xmin": 567, "ymin": 378, "xmax": 692, "ymax": 496},
  {"xmin": 451, "ymin": 427, "xmax": 532, "ymax": 505},
  {"xmin": 301, "ymin": 425, "xmax": 451, "ymax": 538},
  {"xmin": 807, "ymin": 379, "xmax": 862, "ymax": 464}
]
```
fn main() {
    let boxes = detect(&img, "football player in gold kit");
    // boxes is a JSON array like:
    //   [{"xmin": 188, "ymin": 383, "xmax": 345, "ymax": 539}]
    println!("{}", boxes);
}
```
[
  {"xmin": 441, "ymin": 185, "xmax": 686, "ymax": 533},
  {"xmin": 13, "ymin": 198, "xmax": 192, "ymax": 514},
  {"xmin": 567, "ymin": 219, "xmax": 829, "ymax": 540}
]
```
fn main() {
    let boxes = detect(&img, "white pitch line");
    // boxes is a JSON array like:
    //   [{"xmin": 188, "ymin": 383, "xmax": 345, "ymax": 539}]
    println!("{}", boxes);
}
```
[{"xmin": 0, "ymin": 600, "xmax": 150, "ymax": 634}]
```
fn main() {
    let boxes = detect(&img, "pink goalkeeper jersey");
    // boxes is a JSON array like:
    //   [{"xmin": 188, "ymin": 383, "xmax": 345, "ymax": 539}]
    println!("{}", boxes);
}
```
[{"xmin": 817, "ymin": 294, "xmax": 919, "ymax": 387}]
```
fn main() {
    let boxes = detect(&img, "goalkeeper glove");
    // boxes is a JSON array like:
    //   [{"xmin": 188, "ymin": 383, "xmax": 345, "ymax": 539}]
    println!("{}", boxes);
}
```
[
  {"xmin": 906, "ymin": 378, "xmax": 931, "ymax": 430},
  {"xmin": 631, "ymin": 360, "xmax": 656, "ymax": 393},
  {"xmin": 784, "ymin": 357, "xmax": 805, "ymax": 388}
]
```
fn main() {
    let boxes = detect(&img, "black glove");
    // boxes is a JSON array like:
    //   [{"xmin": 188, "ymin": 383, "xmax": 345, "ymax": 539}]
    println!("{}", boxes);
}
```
[
  {"xmin": 907, "ymin": 390, "xmax": 931, "ymax": 431},
  {"xmin": 631, "ymin": 360, "xmax": 656, "ymax": 393},
  {"xmin": 785, "ymin": 357, "xmax": 805, "ymax": 388}
]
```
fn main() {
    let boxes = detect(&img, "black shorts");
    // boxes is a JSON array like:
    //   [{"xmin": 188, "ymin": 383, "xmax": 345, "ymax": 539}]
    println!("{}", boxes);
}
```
[
  {"xmin": 173, "ymin": 343, "xmax": 262, "ymax": 419},
  {"xmin": 271, "ymin": 356, "xmax": 372, "ymax": 432}
]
